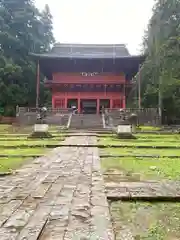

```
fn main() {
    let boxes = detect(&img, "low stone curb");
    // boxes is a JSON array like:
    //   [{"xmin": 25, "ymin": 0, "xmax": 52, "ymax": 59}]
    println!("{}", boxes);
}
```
[
  {"xmin": 98, "ymin": 145, "xmax": 180, "ymax": 149},
  {"xmin": 0, "ymin": 138, "xmax": 64, "ymax": 141},
  {"xmin": 107, "ymin": 194, "xmax": 180, "ymax": 202},
  {"xmin": 58, "ymin": 144, "xmax": 180, "ymax": 149},
  {"xmin": 0, "ymin": 144, "xmax": 180, "ymax": 149},
  {"xmin": 0, "ymin": 145, "xmax": 59, "ymax": 149},
  {"xmin": 0, "ymin": 154, "xmax": 43, "ymax": 158},
  {"xmin": 0, "ymin": 172, "xmax": 12, "ymax": 176},
  {"xmin": 106, "ymin": 183, "xmax": 180, "ymax": 202},
  {"xmin": 136, "ymin": 131, "xmax": 178, "ymax": 134},
  {"xmin": 66, "ymin": 131, "xmax": 112, "ymax": 134},
  {"xmin": 101, "ymin": 154, "xmax": 180, "ymax": 159},
  {"xmin": 0, "ymin": 135, "xmax": 110, "ymax": 140},
  {"xmin": 0, "ymin": 135, "xmax": 27, "ymax": 138}
]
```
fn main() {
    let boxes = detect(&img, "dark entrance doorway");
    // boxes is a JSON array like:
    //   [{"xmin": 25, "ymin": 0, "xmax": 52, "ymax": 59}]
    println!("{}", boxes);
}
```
[
  {"xmin": 67, "ymin": 99, "xmax": 78, "ymax": 109},
  {"xmin": 81, "ymin": 99, "xmax": 97, "ymax": 114},
  {"xmin": 100, "ymin": 99, "xmax": 110, "ymax": 113}
]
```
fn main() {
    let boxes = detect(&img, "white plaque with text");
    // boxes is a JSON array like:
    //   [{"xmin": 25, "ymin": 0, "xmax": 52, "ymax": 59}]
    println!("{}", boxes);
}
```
[
  {"xmin": 34, "ymin": 124, "xmax": 49, "ymax": 132},
  {"xmin": 117, "ymin": 125, "xmax": 132, "ymax": 134}
]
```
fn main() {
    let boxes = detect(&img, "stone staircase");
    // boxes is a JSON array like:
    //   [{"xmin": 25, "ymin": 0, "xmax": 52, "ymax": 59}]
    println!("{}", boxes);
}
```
[
  {"xmin": 45, "ymin": 113, "xmax": 71, "ymax": 127},
  {"xmin": 70, "ymin": 114, "xmax": 104, "ymax": 129},
  {"xmin": 109, "ymin": 112, "xmax": 121, "ymax": 127},
  {"xmin": 104, "ymin": 110, "xmax": 121, "ymax": 127}
]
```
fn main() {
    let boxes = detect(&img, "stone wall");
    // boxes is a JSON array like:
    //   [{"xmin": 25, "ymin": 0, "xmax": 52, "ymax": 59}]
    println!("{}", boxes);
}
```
[
  {"xmin": 16, "ymin": 107, "xmax": 72, "ymax": 126},
  {"xmin": 105, "ymin": 108, "xmax": 159, "ymax": 127},
  {"xmin": 0, "ymin": 117, "xmax": 17, "ymax": 124}
]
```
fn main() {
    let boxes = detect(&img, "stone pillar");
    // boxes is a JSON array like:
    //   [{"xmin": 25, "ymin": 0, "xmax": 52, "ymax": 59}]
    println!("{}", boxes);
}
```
[{"xmin": 97, "ymin": 99, "xmax": 100, "ymax": 114}]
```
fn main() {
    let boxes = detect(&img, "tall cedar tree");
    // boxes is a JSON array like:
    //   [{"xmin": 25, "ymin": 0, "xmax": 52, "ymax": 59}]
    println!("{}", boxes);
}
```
[
  {"xmin": 0, "ymin": 0, "xmax": 54, "ymax": 115},
  {"xmin": 135, "ymin": 0, "xmax": 180, "ymax": 123}
]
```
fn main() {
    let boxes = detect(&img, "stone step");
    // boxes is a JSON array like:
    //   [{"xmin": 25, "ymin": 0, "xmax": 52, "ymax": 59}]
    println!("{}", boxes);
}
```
[{"xmin": 70, "ymin": 114, "xmax": 103, "ymax": 130}]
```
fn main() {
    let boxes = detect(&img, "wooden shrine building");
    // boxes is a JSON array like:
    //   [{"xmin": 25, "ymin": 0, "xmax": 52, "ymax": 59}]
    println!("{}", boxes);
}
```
[{"xmin": 31, "ymin": 43, "xmax": 144, "ymax": 114}]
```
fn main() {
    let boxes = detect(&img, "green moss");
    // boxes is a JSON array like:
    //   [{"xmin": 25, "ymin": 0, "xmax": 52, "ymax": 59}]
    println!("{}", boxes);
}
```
[
  {"xmin": 102, "ymin": 156, "xmax": 180, "ymax": 180},
  {"xmin": 111, "ymin": 202, "xmax": 180, "ymax": 240}
]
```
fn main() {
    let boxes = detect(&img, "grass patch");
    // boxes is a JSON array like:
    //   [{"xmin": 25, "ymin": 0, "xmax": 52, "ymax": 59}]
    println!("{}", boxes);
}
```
[
  {"xmin": 0, "ymin": 147, "xmax": 48, "ymax": 171},
  {"xmin": 102, "ymin": 147, "xmax": 180, "ymax": 156},
  {"xmin": 99, "ymin": 135, "xmax": 180, "ymax": 147},
  {"xmin": 0, "ymin": 125, "xmax": 65, "ymax": 172},
  {"xmin": 100, "ymin": 133, "xmax": 180, "ymax": 139},
  {"xmin": 135, "ymin": 134, "xmax": 180, "ymax": 139},
  {"xmin": 0, "ymin": 124, "xmax": 11, "ymax": 130},
  {"xmin": 0, "ymin": 157, "xmax": 29, "ymax": 172},
  {"xmin": 102, "ymin": 156, "xmax": 180, "ymax": 180},
  {"xmin": 0, "ymin": 136, "xmax": 28, "ymax": 140},
  {"xmin": 102, "ymin": 133, "xmax": 180, "ymax": 239},
  {"xmin": 111, "ymin": 201, "xmax": 180, "ymax": 240},
  {"xmin": 0, "ymin": 139, "xmax": 63, "ymax": 146},
  {"xmin": 138, "ymin": 125, "xmax": 161, "ymax": 131},
  {"xmin": 0, "ymin": 133, "xmax": 64, "ymax": 139},
  {"xmin": 0, "ymin": 126, "xmax": 31, "ymax": 134},
  {"xmin": 0, "ymin": 147, "xmax": 48, "ymax": 156}
]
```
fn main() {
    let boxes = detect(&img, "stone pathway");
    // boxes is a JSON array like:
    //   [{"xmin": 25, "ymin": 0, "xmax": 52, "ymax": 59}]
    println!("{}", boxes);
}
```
[{"xmin": 0, "ymin": 136, "xmax": 114, "ymax": 240}]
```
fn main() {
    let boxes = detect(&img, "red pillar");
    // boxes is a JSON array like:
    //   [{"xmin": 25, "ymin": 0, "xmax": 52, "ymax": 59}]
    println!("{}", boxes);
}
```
[
  {"xmin": 64, "ymin": 93, "xmax": 68, "ymax": 109},
  {"xmin": 78, "ymin": 98, "xmax": 81, "ymax": 113},
  {"xmin": 65, "ymin": 97, "xmax": 67, "ymax": 109},
  {"xmin": 110, "ymin": 99, "xmax": 113, "ymax": 109},
  {"xmin": 123, "ymin": 83, "xmax": 126, "ymax": 109},
  {"xmin": 123, "ymin": 96, "xmax": 126, "ymax": 108},
  {"xmin": 97, "ymin": 99, "xmax": 99, "ymax": 114}
]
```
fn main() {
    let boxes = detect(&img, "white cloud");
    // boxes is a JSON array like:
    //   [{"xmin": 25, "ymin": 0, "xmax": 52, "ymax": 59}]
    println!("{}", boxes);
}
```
[{"xmin": 35, "ymin": 0, "xmax": 154, "ymax": 55}]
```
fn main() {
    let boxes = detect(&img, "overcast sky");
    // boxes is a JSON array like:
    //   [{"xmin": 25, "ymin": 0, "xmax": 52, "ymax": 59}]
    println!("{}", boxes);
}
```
[{"xmin": 35, "ymin": 0, "xmax": 154, "ymax": 55}]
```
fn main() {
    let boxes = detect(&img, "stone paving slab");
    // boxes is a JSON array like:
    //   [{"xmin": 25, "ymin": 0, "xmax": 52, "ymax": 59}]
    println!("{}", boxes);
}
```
[
  {"xmin": 106, "ymin": 181, "xmax": 180, "ymax": 201},
  {"xmin": 0, "ymin": 136, "xmax": 115, "ymax": 240}
]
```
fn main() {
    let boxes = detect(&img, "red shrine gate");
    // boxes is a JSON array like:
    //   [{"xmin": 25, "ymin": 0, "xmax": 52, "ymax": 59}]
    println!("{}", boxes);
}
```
[
  {"xmin": 46, "ymin": 72, "xmax": 126, "ymax": 114},
  {"xmin": 31, "ymin": 43, "xmax": 145, "ymax": 111}
]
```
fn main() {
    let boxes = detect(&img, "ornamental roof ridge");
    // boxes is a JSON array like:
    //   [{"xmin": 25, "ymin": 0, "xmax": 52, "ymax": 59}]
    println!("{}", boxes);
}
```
[
  {"xmin": 53, "ymin": 43, "xmax": 127, "ymax": 48},
  {"xmin": 48, "ymin": 43, "xmax": 130, "ymax": 58}
]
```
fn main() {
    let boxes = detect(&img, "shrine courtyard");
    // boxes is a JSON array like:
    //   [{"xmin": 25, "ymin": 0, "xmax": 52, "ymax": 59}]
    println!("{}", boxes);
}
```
[{"xmin": 0, "ymin": 125, "xmax": 180, "ymax": 239}]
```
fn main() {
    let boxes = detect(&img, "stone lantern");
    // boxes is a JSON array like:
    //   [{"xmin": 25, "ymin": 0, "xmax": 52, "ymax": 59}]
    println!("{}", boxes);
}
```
[
  {"xmin": 128, "ymin": 113, "xmax": 138, "ymax": 133},
  {"xmin": 29, "ymin": 106, "xmax": 52, "ymax": 138}
]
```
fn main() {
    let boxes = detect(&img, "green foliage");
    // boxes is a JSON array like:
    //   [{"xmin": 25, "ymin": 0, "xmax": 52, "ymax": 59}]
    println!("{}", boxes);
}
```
[
  {"xmin": 139, "ymin": 0, "xmax": 180, "ymax": 123},
  {"xmin": 0, "ymin": 0, "xmax": 54, "ymax": 115}
]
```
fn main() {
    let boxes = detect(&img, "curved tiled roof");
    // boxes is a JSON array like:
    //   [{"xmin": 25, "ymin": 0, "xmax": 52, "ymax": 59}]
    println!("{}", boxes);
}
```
[
  {"xmin": 31, "ymin": 43, "xmax": 136, "ymax": 59},
  {"xmin": 50, "ymin": 43, "xmax": 130, "ymax": 58},
  {"xmin": 30, "ymin": 44, "xmax": 145, "ymax": 79}
]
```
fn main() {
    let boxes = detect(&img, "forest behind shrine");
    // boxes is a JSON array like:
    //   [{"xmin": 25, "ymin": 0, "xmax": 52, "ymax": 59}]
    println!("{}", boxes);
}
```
[
  {"xmin": 0, "ymin": 0, "xmax": 180, "ymax": 123},
  {"xmin": 137, "ymin": 0, "xmax": 180, "ymax": 123},
  {"xmin": 0, "ymin": 0, "xmax": 54, "ymax": 116}
]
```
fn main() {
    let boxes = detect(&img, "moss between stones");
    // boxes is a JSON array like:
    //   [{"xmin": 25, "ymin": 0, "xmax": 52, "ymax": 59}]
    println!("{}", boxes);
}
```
[
  {"xmin": 0, "ymin": 172, "xmax": 12, "ymax": 176},
  {"xmin": 116, "ymin": 133, "xmax": 137, "ymax": 139},
  {"xmin": 28, "ymin": 131, "xmax": 53, "ymax": 139}
]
